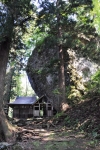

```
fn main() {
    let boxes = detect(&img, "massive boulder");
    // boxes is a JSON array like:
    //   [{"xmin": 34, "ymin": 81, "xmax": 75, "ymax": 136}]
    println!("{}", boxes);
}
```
[
  {"xmin": 26, "ymin": 47, "xmax": 98, "ymax": 110},
  {"xmin": 26, "ymin": 47, "xmax": 62, "ymax": 109}
]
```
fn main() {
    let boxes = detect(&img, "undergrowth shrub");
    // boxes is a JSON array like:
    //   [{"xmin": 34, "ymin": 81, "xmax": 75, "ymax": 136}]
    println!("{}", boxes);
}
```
[{"xmin": 85, "ymin": 70, "xmax": 100, "ymax": 98}]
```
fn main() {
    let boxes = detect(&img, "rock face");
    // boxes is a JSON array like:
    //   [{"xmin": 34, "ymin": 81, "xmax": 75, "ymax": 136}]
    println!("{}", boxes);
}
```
[
  {"xmin": 26, "ymin": 47, "xmax": 62, "ymax": 109},
  {"xmin": 26, "ymin": 47, "xmax": 98, "ymax": 110}
]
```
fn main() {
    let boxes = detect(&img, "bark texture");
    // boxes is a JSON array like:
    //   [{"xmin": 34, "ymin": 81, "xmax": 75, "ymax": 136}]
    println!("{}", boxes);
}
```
[
  {"xmin": 0, "ymin": 38, "xmax": 13, "ymax": 141},
  {"xmin": 58, "ymin": 45, "xmax": 69, "ymax": 111},
  {"xmin": 3, "ymin": 67, "xmax": 15, "ymax": 115},
  {"xmin": 56, "ymin": 0, "xmax": 69, "ymax": 111}
]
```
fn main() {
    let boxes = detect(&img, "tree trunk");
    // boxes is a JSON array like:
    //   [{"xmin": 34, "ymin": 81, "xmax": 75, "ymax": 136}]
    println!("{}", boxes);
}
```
[
  {"xmin": 0, "ymin": 38, "xmax": 13, "ymax": 141},
  {"xmin": 3, "ymin": 66, "xmax": 15, "ymax": 115},
  {"xmin": 58, "ymin": 44, "xmax": 69, "ymax": 111},
  {"xmin": 56, "ymin": 0, "xmax": 69, "ymax": 111}
]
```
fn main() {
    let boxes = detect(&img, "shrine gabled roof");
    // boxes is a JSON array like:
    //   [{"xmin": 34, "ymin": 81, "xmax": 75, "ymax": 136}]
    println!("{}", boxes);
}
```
[
  {"xmin": 8, "ymin": 96, "xmax": 37, "ymax": 106},
  {"xmin": 8, "ymin": 95, "xmax": 48, "ymax": 108}
]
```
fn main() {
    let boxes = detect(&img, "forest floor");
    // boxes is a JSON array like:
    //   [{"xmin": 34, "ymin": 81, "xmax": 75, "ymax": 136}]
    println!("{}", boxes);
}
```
[
  {"xmin": 5, "ymin": 97, "xmax": 100, "ymax": 150},
  {"xmin": 6, "ymin": 119, "xmax": 100, "ymax": 150}
]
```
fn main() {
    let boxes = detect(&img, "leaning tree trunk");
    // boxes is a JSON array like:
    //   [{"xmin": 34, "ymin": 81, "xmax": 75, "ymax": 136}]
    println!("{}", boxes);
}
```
[{"xmin": 0, "ymin": 38, "xmax": 13, "ymax": 141}]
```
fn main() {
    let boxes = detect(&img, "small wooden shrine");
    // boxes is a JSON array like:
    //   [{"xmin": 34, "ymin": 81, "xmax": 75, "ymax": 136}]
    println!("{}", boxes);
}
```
[{"xmin": 8, "ymin": 95, "xmax": 56, "ymax": 119}]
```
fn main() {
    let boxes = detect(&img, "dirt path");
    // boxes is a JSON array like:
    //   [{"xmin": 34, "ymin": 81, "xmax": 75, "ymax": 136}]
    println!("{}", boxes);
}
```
[
  {"xmin": 14, "ymin": 127, "xmax": 100, "ymax": 150},
  {"xmin": 4, "ymin": 117, "xmax": 99, "ymax": 150}
]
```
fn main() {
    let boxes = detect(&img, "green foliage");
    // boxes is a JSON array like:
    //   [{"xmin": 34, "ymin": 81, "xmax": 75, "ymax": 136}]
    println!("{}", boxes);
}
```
[
  {"xmin": 37, "ymin": 69, "xmax": 43, "ymax": 75},
  {"xmin": 86, "ymin": 70, "xmax": 100, "ymax": 97},
  {"xmin": 64, "ymin": 116, "xmax": 79, "ymax": 127},
  {"xmin": 87, "ymin": 139, "xmax": 98, "ymax": 147},
  {"xmin": 66, "ymin": 86, "xmax": 82, "ymax": 105},
  {"xmin": 0, "ymin": 0, "xmax": 33, "ymax": 42},
  {"xmin": 15, "ymin": 74, "xmax": 23, "ymax": 96},
  {"xmin": 32, "ymin": 141, "xmax": 40, "ymax": 150},
  {"xmin": 66, "ymin": 58, "xmax": 85, "ymax": 105},
  {"xmin": 53, "ymin": 88, "xmax": 60, "ymax": 95},
  {"xmin": 23, "ymin": 23, "xmax": 48, "ymax": 50},
  {"xmin": 34, "ymin": 0, "xmax": 99, "ymax": 60},
  {"xmin": 26, "ymin": 0, "xmax": 99, "ymax": 109},
  {"xmin": 2, "ymin": 0, "xmax": 100, "ymax": 113},
  {"xmin": 1, "ymin": 0, "xmax": 36, "ymax": 102},
  {"xmin": 54, "ymin": 112, "xmax": 64, "ymax": 119},
  {"xmin": 11, "ymin": 72, "xmax": 34, "ymax": 98},
  {"xmin": 47, "ymin": 58, "xmax": 59, "ymax": 68},
  {"xmin": 91, "ymin": 69, "xmax": 100, "ymax": 81},
  {"xmin": 92, "ymin": 0, "xmax": 100, "ymax": 34},
  {"xmin": 12, "ymin": 144, "xmax": 23, "ymax": 150}
]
